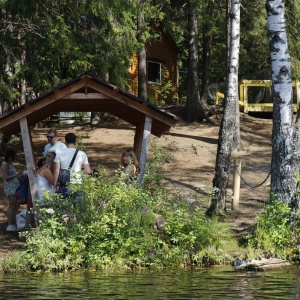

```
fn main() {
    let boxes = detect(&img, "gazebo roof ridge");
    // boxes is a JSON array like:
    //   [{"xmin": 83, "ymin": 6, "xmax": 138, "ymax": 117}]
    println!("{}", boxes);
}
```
[{"xmin": 0, "ymin": 73, "xmax": 178, "ymax": 137}]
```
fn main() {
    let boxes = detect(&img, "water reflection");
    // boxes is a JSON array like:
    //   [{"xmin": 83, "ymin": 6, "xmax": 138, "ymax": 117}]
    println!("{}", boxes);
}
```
[{"xmin": 0, "ymin": 265, "xmax": 299, "ymax": 299}]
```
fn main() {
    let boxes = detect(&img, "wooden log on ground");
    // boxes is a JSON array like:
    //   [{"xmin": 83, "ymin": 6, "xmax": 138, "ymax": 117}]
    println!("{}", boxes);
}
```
[{"xmin": 233, "ymin": 258, "xmax": 291, "ymax": 271}]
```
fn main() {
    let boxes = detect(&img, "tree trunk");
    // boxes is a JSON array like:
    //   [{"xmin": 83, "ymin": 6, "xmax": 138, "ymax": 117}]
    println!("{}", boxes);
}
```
[
  {"xmin": 292, "ymin": 111, "xmax": 300, "ymax": 212},
  {"xmin": 226, "ymin": 0, "xmax": 241, "ymax": 150},
  {"xmin": 199, "ymin": 1, "xmax": 216, "ymax": 122},
  {"xmin": 207, "ymin": 0, "xmax": 241, "ymax": 215},
  {"xmin": 200, "ymin": 33, "xmax": 212, "ymax": 100},
  {"xmin": 137, "ymin": 12, "xmax": 147, "ymax": 102},
  {"xmin": 199, "ymin": 32, "xmax": 215, "ymax": 118},
  {"xmin": 0, "ymin": 133, "xmax": 8, "ymax": 156},
  {"xmin": 19, "ymin": 32, "xmax": 27, "ymax": 105},
  {"xmin": 185, "ymin": 0, "xmax": 201, "ymax": 122},
  {"xmin": 20, "ymin": 78, "xmax": 26, "ymax": 105},
  {"xmin": 138, "ymin": 43, "xmax": 147, "ymax": 101},
  {"xmin": 266, "ymin": 0, "xmax": 300, "ymax": 209},
  {"xmin": 226, "ymin": 0, "xmax": 231, "ymax": 66}
]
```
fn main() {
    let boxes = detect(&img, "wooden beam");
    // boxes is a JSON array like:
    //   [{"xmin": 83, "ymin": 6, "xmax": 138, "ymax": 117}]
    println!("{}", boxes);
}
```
[
  {"xmin": 0, "ymin": 75, "xmax": 177, "ymax": 138},
  {"xmin": 137, "ymin": 116, "xmax": 152, "ymax": 185},
  {"xmin": 19, "ymin": 117, "xmax": 38, "ymax": 225},
  {"xmin": 0, "ymin": 80, "xmax": 87, "ymax": 130},
  {"xmin": 62, "ymin": 93, "xmax": 110, "ymax": 100},
  {"xmin": 85, "ymin": 77, "xmax": 177, "ymax": 127}
]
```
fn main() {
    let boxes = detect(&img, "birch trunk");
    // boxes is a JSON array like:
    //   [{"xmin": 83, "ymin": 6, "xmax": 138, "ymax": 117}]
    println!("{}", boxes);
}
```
[
  {"xmin": 266, "ymin": 0, "xmax": 300, "ymax": 207},
  {"xmin": 207, "ymin": 0, "xmax": 241, "ymax": 215}
]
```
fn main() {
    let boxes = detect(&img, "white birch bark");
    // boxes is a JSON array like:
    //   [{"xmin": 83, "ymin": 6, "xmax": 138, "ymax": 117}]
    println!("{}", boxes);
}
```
[
  {"xmin": 227, "ymin": 0, "xmax": 240, "ymax": 115},
  {"xmin": 207, "ymin": 0, "xmax": 241, "ymax": 214},
  {"xmin": 266, "ymin": 0, "xmax": 297, "ymax": 205}
]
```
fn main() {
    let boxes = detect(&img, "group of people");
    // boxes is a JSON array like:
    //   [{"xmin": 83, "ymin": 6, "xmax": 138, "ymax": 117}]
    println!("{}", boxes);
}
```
[{"xmin": 1, "ymin": 128, "xmax": 139, "ymax": 231}]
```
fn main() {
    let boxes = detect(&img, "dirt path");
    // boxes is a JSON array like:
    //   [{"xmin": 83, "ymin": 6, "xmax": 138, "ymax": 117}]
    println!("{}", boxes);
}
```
[{"xmin": 0, "ymin": 109, "xmax": 273, "ymax": 258}]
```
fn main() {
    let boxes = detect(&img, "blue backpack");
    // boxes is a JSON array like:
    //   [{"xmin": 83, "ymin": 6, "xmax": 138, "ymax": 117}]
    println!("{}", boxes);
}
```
[{"xmin": 15, "ymin": 175, "xmax": 29, "ymax": 200}]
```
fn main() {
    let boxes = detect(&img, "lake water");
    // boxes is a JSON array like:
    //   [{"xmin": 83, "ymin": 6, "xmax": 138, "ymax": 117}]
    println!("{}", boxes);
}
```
[{"xmin": 0, "ymin": 265, "xmax": 299, "ymax": 299}]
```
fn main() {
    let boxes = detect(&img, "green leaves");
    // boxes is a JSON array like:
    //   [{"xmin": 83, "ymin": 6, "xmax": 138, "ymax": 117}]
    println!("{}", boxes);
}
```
[
  {"xmin": 0, "ymin": 143, "xmax": 234, "ymax": 273},
  {"xmin": 246, "ymin": 198, "xmax": 300, "ymax": 260}
]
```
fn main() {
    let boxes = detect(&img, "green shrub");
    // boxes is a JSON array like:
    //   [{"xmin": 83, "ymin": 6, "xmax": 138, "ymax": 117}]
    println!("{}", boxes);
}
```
[
  {"xmin": 1, "ymin": 144, "xmax": 235, "ymax": 273},
  {"xmin": 247, "ymin": 199, "xmax": 300, "ymax": 260}
]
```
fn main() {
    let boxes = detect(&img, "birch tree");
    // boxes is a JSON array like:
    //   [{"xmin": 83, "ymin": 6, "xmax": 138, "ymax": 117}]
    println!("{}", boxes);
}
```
[
  {"xmin": 207, "ymin": 0, "xmax": 241, "ymax": 215},
  {"xmin": 266, "ymin": 0, "xmax": 300, "ymax": 210}
]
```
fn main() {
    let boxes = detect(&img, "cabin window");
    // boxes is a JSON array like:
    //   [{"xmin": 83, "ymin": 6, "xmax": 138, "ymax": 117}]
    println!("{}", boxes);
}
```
[
  {"xmin": 154, "ymin": 31, "xmax": 161, "ymax": 41},
  {"xmin": 147, "ymin": 61, "xmax": 161, "ymax": 84},
  {"xmin": 150, "ymin": 31, "xmax": 161, "ymax": 42}
]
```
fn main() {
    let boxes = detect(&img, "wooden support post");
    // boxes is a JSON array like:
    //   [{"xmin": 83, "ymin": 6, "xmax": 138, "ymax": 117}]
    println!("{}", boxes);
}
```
[
  {"xmin": 137, "ymin": 116, "xmax": 152, "ymax": 186},
  {"xmin": 133, "ymin": 120, "xmax": 144, "ymax": 163},
  {"xmin": 19, "ymin": 117, "xmax": 38, "ymax": 227},
  {"xmin": 232, "ymin": 159, "xmax": 241, "ymax": 210},
  {"xmin": 239, "ymin": 82, "xmax": 244, "ymax": 108}
]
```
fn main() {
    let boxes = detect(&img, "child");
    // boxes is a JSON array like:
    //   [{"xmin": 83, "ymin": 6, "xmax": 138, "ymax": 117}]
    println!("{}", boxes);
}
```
[{"xmin": 119, "ymin": 148, "xmax": 139, "ymax": 183}]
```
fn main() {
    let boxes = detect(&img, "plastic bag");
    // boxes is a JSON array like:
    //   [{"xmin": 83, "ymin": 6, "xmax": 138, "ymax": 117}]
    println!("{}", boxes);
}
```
[{"xmin": 16, "ymin": 209, "xmax": 27, "ymax": 230}]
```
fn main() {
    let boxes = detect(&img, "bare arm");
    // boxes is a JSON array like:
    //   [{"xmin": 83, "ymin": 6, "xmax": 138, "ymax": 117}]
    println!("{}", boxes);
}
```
[
  {"xmin": 53, "ymin": 162, "xmax": 60, "ymax": 187},
  {"xmin": 83, "ymin": 163, "xmax": 91, "ymax": 175}
]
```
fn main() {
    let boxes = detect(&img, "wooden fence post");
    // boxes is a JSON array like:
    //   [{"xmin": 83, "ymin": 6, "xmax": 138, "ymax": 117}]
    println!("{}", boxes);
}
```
[
  {"xmin": 232, "ymin": 159, "xmax": 241, "ymax": 210},
  {"xmin": 243, "ymin": 82, "xmax": 248, "ymax": 113}
]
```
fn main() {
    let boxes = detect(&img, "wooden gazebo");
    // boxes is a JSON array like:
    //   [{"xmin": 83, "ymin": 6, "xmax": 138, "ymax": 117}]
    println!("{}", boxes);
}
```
[{"xmin": 0, "ymin": 74, "xmax": 178, "ymax": 209}]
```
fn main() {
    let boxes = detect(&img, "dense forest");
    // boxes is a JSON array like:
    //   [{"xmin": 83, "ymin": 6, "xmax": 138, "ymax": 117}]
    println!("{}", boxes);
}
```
[
  {"xmin": 2, "ymin": 1, "xmax": 300, "ymax": 272},
  {"xmin": 1, "ymin": 0, "xmax": 300, "ymax": 114},
  {"xmin": 1, "ymin": 0, "xmax": 300, "ymax": 213}
]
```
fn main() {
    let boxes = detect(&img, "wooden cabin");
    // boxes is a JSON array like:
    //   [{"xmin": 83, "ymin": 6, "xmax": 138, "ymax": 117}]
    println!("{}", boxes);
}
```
[{"xmin": 128, "ymin": 23, "xmax": 180, "ymax": 104}]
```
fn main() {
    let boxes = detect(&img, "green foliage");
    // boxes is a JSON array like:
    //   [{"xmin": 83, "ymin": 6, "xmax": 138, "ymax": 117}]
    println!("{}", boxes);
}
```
[
  {"xmin": 239, "ymin": 1, "xmax": 269, "ymax": 78},
  {"xmin": 75, "ymin": 133, "xmax": 89, "ymax": 152},
  {"xmin": 1, "ymin": 0, "xmax": 300, "ymax": 108},
  {"xmin": 148, "ymin": 67, "xmax": 176, "ymax": 106},
  {"xmin": 247, "ymin": 199, "xmax": 300, "ymax": 260},
  {"xmin": 0, "ymin": 82, "xmax": 14, "ymax": 99},
  {"xmin": 1, "ymin": 143, "xmax": 234, "ymax": 273},
  {"xmin": 142, "ymin": 139, "xmax": 174, "ymax": 195},
  {"xmin": 291, "ymin": 57, "xmax": 300, "ymax": 80},
  {"xmin": 0, "ymin": 0, "xmax": 142, "ymax": 95}
]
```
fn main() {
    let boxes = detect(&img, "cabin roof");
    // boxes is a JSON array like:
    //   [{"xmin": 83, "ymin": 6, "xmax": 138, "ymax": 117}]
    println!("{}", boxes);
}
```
[{"xmin": 0, "ymin": 74, "xmax": 178, "ymax": 136}]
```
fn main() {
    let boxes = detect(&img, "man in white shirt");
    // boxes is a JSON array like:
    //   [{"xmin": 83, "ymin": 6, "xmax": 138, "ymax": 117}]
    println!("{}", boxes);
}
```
[
  {"xmin": 43, "ymin": 128, "xmax": 67, "ymax": 157},
  {"xmin": 53, "ymin": 133, "xmax": 91, "ymax": 198}
]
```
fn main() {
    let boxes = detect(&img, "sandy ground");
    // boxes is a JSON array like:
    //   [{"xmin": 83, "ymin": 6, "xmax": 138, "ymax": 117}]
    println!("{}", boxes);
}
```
[{"xmin": 0, "ymin": 107, "xmax": 273, "ymax": 258}]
